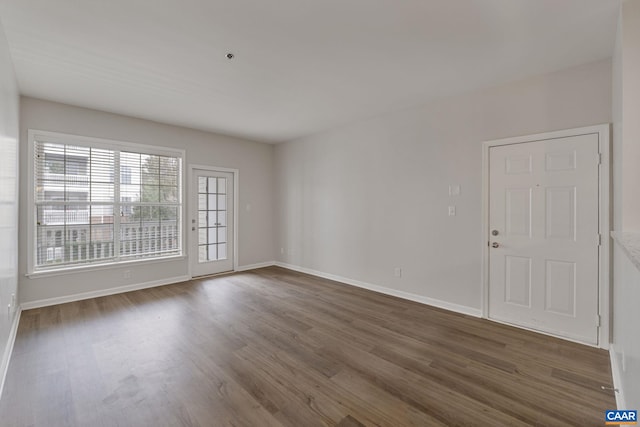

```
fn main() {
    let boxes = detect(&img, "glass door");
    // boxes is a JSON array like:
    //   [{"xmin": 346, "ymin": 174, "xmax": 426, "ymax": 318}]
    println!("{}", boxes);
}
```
[{"xmin": 190, "ymin": 168, "xmax": 233, "ymax": 276}]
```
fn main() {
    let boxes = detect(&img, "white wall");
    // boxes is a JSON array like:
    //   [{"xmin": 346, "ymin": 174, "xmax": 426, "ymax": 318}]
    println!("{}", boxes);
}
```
[
  {"xmin": 18, "ymin": 97, "xmax": 275, "ymax": 304},
  {"xmin": 613, "ymin": 9, "xmax": 623, "ymax": 232},
  {"xmin": 275, "ymin": 59, "xmax": 611, "ymax": 313},
  {"xmin": 611, "ymin": 0, "xmax": 640, "ymax": 410},
  {"xmin": 619, "ymin": 0, "xmax": 640, "ymax": 230},
  {"xmin": 612, "ymin": 246, "xmax": 640, "ymax": 409},
  {"xmin": 0, "ymin": 20, "xmax": 20, "ymax": 389}
]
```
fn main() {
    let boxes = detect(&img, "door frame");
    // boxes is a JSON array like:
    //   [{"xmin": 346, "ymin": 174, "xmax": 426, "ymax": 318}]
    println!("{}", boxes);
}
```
[
  {"xmin": 480, "ymin": 124, "xmax": 610, "ymax": 348},
  {"xmin": 187, "ymin": 164, "xmax": 239, "ymax": 278}
]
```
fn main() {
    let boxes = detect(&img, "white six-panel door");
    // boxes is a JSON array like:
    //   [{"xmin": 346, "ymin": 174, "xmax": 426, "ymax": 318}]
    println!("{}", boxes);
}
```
[{"xmin": 488, "ymin": 133, "xmax": 600, "ymax": 344}]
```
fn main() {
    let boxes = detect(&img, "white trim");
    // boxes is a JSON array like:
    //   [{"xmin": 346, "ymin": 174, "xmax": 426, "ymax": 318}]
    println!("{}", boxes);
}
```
[
  {"xmin": 0, "ymin": 307, "xmax": 22, "ymax": 400},
  {"xmin": 609, "ymin": 344, "xmax": 626, "ymax": 410},
  {"xmin": 599, "ymin": 125, "xmax": 612, "ymax": 349},
  {"xmin": 236, "ymin": 261, "xmax": 276, "ymax": 272},
  {"xmin": 481, "ymin": 124, "xmax": 611, "ymax": 348},
  {"xmin": 20, "ymin": 275, "xmax": 191, "ymax": 310},
  {"xmin": 481, "ymin": 139, "xmax": 490, "ymax": 318},
  {"xmin": 27, "ymin": 130, "xmax": 35, "ymax": 279},
  {"xmin": 25, "ymin": 255, "xmax": 186, "ymax": 279},
  {"xmin": 27, "ymin": 129, "xmax": 186, "ymax": 276},
  {"xmin": 275, "ymin": 262, "xmax": 482, "ymax": 318},
  {"xmin": 188, "ymin": 164, "xmax": 240, "ymax": 174},
  {"xmin": 187, "ymin": 164, "xmax": 240, "ymax": 278}
]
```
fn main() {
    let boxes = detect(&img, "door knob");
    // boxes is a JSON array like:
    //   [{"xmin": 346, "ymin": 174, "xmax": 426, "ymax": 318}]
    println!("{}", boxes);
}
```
[
  {"xmin": 491, "ymin": 242, "xmax": 499, "ymax": 248},
  {"xmin": 491, "ymin": 230, "xmax": 499, "ymax": 236}
]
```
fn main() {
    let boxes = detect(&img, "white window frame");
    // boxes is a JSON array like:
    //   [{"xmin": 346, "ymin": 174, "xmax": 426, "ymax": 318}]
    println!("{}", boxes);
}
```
[{"xmin": 27, "ymin": 129, "xmax": 186, "ymax": 277}]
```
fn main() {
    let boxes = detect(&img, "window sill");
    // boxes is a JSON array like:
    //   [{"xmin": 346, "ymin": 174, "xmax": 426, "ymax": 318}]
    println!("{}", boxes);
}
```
[{"xmin": 26, "ymin": 254, "xmax": 186, "ymax": 279}]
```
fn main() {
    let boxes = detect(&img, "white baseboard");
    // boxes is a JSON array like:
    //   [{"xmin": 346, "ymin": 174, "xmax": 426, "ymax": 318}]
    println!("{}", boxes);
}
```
[
  {"xmin": 609, "ymin": 344, "xmax": 626, "ymax": 409},
  {"xmin": 0, "ymin": 306, "xmax": 22, "ymax": 400},
  {"xmin": 20, "ymin": 275, "xmax": 191, "ymax": 310},
  {"xmin": 275, "ymin": 262, "xmax": 482, "ymax": 318},
  {"xmin": 235, "ymin": 261, "xmax": 276, "ymax": 272},
  {"xmin": 20, "ymin": 261, "xmax": 277, "ymax": 311}
]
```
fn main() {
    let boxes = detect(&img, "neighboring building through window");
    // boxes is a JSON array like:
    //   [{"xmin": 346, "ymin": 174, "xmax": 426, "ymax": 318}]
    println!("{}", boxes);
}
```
[
  {"xmin": 30, "ymin": 131, "xmax": 183, "ymax": 272},
  {"xmin": 121, "ymin": 165, "xmax": 132, "ymax": 184}
]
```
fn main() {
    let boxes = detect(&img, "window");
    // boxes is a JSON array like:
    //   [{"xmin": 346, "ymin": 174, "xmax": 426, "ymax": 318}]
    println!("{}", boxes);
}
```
[
  {"xmin": 30, "ymin": 130, "xmax": 183, "ymax": 273},
  {"xmin": 121, "ymin": 166, "xmax": 132, "ymax": 184},
  {"xmin": 45, "ymin": 152, "xmax": 88, "ymax": 175},
  {"xmin": 120, "ymin": 196, "xmax": 133, "ymax": 216}
]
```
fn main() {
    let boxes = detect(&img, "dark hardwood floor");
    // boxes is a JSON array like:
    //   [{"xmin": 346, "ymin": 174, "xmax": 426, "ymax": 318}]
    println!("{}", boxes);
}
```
[{"xmin": 0, "ymin": 266, "xmax": 615, "ymax": 426}]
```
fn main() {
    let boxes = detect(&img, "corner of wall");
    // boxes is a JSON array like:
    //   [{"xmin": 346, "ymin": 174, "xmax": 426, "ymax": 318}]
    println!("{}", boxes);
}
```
[
  {"xmin": 0, "ymin": 15, "xmax": 21, "ymax": 403},
  {"xmin": 0, "ymin": 307, "xmax": 21, "ymax": 399}
]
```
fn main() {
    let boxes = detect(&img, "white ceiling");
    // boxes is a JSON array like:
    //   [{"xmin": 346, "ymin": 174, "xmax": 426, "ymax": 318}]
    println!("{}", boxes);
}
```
[{"xmin": 0, "ymin": 0, "xmax": 620, "ymax": 143}]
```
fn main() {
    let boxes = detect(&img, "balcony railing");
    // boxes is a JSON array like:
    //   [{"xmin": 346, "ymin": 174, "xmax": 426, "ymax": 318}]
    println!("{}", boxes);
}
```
[{"xmin": 37, "ymin": 221, "xmax": 179, "ymax": 266}]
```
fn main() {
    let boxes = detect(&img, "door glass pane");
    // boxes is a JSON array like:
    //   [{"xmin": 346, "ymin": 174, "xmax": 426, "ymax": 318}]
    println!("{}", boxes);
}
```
[
  {"xmin": 208, "ymin": 177, "xmax": 217, "ymax": 194},
  {"xmin": 208, "ymin": 210, "xmax": 217, "ymax": 226},
  {"xmin": 217, "ymin": 178, "xmax": 226, "ymax": 194},
  {"xmin": 208, "ymin": 228, "xmax": 217, "ymax": 244},
  {"xmin": 198, "ymin": 211, "xmax": 207, "ymax": 227},
  {"xmin": 208, "ymin": 194, "xmax": 217, "ymax": 210},
  {"xmin": 217, "ymin": 194, "xmax": 226, "ymax": 210},
  {"xmin": 217, "ymin": 210, "xmax": 227, "ymax": 226},
  {"xmin": 196, "ymin": 173, "xmax": 230, "ymax": 265},
  {"xmin": 207, "ymin": 244, "xmax": 217, "ymax": 261}
]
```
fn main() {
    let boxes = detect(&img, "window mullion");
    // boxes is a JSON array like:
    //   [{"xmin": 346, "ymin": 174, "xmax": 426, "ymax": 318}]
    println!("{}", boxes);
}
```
[
  {"xmin": 63, "ymin": 144, "xmax": 68, "ymax": 264},
  {"xmin": 114, "ymin": 150, "xmax": 121, "ymax": 262}
]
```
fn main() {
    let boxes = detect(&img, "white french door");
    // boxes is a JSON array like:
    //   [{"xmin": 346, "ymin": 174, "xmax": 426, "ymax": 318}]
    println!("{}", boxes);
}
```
[
  {"xmin": 488, "ymin": 132, "xmax": 601, "ymax": 344},
  {"xmin": 190, "ymin": 168, "xmax": 234, "ymax": 277}
]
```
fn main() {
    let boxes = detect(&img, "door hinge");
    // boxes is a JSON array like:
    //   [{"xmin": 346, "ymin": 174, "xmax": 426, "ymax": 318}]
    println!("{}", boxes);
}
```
[
  {"xmin": 595, "ymin": 314, "xmax": 601, "ymax": 327},
  {"xmin": 598, "ymin": 153, "xmax": 602, "ymax": 165}
]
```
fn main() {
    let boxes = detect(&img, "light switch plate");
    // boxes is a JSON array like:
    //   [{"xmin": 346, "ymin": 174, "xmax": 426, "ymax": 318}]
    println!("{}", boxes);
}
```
[
  {"xmin": 448, "ymin": 206, "xmax": 456, "ymax": 216},
  {"xmin": 449, "ymin": 184, "xmax": 461, "ymax": 196}
]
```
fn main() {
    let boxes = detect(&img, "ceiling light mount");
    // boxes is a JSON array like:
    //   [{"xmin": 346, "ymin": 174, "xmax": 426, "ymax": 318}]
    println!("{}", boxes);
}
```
[{"xmin": 226, "ymin": 53, "xmax": 234, "ymax": 60}]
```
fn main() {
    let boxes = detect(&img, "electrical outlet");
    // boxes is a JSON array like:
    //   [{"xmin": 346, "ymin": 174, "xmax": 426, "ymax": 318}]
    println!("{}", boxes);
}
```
[
  {"xmin": 280, "ymin": 247, "xmax": 284, "ymax": 254},
  {"xmin": 394, "ymin": 267, "xmax": 402, "ymax": 278},
  {"xmin": 123, "ymin": 270, "xmax": 131, "ymax": 279},
  {"xmin": 448, "ymin": 206, "xmax": 456, "ymax": 216}
]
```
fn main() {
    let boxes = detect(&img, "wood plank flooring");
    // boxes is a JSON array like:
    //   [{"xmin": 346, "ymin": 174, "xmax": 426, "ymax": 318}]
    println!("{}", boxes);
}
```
[{"xmin": 0, "ymin": 266, "xmax": 616, "ymax": 426}]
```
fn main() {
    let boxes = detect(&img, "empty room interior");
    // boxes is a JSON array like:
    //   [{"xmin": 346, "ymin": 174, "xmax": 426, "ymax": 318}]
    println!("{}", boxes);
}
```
[{"xmin": 0, "ymin": 0, "xmax": 639, "ymax": 426}]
